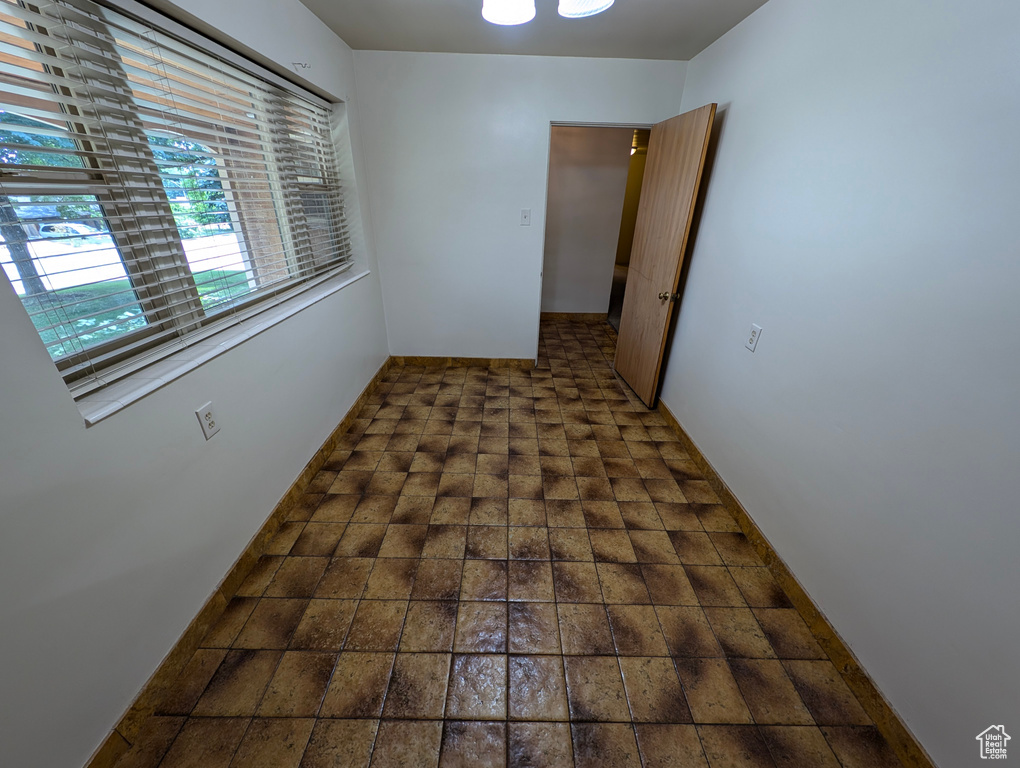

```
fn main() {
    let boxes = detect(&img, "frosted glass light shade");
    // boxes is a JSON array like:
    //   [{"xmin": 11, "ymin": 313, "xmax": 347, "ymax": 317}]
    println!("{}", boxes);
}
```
[
  {"xmin": 482, "ymin": 0, "xmax": 536, "ymax": 25},
  {"xmin": 558, "ymin": 0, "xmax": 614, "ymax": 18}
]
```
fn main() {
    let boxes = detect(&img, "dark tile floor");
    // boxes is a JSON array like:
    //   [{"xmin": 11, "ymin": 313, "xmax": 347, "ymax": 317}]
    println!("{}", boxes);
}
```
[{"xmin": 116, "ymin": 319, "xmax": 904, "ymax": 767}]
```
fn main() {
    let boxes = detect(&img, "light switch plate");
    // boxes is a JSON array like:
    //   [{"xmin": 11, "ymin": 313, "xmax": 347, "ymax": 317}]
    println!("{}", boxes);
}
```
[{"xmin": 521, "ymin": 209, "xmax": 531, "ymax": 226}]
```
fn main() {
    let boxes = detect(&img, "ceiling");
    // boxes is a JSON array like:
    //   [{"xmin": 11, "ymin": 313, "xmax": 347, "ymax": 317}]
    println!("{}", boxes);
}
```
[{"xmin": 298, "ymin": 0, "xmax": 769, "ymax": 61}]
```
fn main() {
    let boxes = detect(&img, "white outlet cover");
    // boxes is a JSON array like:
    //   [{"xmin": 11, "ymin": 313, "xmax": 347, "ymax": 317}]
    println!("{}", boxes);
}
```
[
  {"xmin": 195, "ymin": 401, "xmax": 221, "ymax": 440},
  {"xmin": 745, "ymin": 323, "xmax": 762, "ymax": 352}
]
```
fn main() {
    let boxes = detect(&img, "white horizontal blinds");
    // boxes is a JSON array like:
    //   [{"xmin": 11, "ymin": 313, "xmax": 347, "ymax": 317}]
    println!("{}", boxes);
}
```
[
  {"xmin": 1, "ymin": 0, "xmax": 150, "ymax": 362},
  {"xmin": 1, "ymin": 0, "xmax": 201, "ymax": 371},
  {"xmin": 0, "ymin": 0, "xmax": 351, "ymax": 395}
]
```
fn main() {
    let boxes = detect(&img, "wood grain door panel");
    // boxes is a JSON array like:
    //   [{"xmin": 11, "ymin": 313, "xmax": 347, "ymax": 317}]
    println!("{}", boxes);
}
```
[{"xmin": 614, "ymin": 104, "xmax": 717, "ymax": 407}]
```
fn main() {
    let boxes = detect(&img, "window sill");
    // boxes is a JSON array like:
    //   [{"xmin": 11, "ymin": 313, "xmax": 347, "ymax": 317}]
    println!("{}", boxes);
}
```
[{"xmin": 77, "ymin": 269, "xmax": 371, "ymax": 427}]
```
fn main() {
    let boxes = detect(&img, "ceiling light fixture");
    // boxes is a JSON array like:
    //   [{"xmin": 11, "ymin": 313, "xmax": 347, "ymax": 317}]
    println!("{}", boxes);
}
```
[
  {"xmin": 558, "ymin": 0, "xmax": 614, "ymax": 19},
  {"xmin": 482, "ymin": 0, "xmax": 536, "ymax": 26}
]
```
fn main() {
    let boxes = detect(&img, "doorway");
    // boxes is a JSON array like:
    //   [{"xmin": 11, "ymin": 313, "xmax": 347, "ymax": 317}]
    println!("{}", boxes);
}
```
[
  {"xmin": 540, "ymin": 106, "xmax": 716, "ymax": 407},
  {"xmin": 539, "ymin": 124, "xmax": 650, "ymax": 328}
]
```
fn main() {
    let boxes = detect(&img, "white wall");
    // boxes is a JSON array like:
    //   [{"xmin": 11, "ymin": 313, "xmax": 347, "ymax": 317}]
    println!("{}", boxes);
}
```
[
  {"xmin": 0, "ymin": 3, "xmax": 390, "ymax": 767},
  {"xmin": 660, "ymin": 1, "xmax": 1020, "ymax": 765},
  {"xmin": 541, "ymin": 126, "xmax": 633, "ymax": 314},
  {"xmin": 353, "ymin": 52, "xmax": 686, "ymax": 358}
]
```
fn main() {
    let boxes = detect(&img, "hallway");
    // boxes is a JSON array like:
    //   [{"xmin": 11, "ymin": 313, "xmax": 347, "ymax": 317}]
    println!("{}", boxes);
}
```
[{"xmin": 119, "ymin": 318, "xmax": 902, "ymax": 767}]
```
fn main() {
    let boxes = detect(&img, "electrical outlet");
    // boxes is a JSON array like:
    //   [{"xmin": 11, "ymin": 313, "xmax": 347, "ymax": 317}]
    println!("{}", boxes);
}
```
[
  {"xmin": 195, "ymin": 401, "xmax": 221, "ymax": 440},
  {"xmin": 521, "ymin": 208, "xmax": 531, "ymax": 226},
  {"xmin": 745, "ymin": 323, "xmax": 762, "ymax": 353}
]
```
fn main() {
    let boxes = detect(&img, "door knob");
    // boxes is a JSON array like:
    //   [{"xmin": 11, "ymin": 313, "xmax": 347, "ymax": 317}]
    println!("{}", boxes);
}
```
[{"xmin": 658, "ymin": 291, "xmax": 679, "ymax": 301}]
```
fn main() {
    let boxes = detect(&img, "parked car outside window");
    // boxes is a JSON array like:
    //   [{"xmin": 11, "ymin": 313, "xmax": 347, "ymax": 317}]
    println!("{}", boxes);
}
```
[{"xmin": 38, "ymin": 223, "xmax": 101, "ymax": 237}]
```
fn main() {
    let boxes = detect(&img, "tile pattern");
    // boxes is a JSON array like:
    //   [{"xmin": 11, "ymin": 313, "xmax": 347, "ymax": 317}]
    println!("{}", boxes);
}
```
[{"xmin": 117, "ymin": 319, "xmax": 903, "ymax": 768}]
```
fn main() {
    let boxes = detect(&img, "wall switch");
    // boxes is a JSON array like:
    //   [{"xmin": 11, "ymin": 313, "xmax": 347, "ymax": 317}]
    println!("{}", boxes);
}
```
[
  {"xmin": 521, "ymin": 208, "xmax": 531, "ymax": 226},
  {"xmin": 195, "ymin": 402, "xmax": 221, "ymax": 440},
  {"xmin": 745, "ymin": 323, "xmax": 762, "ymax": 353}
]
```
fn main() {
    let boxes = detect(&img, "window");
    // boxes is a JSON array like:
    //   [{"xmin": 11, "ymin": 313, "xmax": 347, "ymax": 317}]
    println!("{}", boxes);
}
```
[{"xmin": 0, "ymin": 0, "xmax": 352, "ymax": 398}]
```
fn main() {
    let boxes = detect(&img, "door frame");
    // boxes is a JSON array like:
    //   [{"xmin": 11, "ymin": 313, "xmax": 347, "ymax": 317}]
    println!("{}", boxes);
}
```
[{"xmin": 534, "ymin": 121, "xmax": 655, "ymax": 363}]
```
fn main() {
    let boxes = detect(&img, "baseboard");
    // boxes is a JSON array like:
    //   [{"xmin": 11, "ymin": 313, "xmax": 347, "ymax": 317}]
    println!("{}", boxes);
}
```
[
  {"xmin": 657, "ymin": 401, "xmax": 935, "ymax": 768},
  {"xmin": 84, "ymin": 355, "xmax": 395, "ymax": 768},
  {"xmin": 540, "ymin": 311, "xmax": 608, "ymax": 322},
  {"xmin": 390, "ymin": 355, "xmax": 535, "ymax": 369}
]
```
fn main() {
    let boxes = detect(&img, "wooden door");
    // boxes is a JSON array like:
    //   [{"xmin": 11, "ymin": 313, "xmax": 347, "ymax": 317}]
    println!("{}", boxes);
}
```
[{"xmin": 614, "ymin": 104, "xmax": 716, "ymax": 407}]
